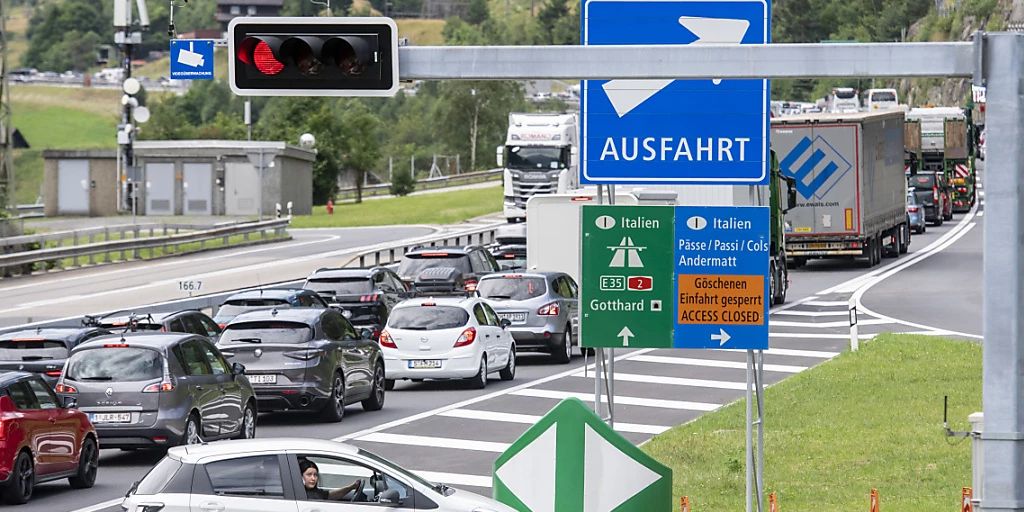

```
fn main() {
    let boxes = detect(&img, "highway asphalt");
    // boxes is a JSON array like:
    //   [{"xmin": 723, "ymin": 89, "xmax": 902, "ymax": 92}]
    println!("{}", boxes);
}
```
[{"xmin": 4, "ymin": 203, "xmax": 983, "ymax": 512}]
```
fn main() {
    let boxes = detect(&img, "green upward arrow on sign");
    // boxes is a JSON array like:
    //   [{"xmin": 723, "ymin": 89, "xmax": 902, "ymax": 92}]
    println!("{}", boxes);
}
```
[{"xmin": 493, "ymin": 398, "xmax": 672, "ymax": 512}]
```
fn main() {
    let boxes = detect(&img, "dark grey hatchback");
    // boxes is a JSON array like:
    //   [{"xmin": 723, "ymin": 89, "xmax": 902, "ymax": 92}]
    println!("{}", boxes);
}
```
[
  {"xmin": 217, "ymin": 308, "xmax": 386, "ymax": 423},
  {"xmin": 54, "ymin": 333, "xmax": 257, "ymax": 449}
]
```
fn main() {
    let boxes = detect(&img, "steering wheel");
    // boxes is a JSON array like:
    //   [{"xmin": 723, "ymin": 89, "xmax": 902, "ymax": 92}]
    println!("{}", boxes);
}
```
[{"xmin": 347, "ymin": 480, "xmax": 366, "ymax": 503}]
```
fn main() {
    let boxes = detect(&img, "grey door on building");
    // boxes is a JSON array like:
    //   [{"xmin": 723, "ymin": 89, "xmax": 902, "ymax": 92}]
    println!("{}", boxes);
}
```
[
  {"xmin": 57, "ymin": 160, "xmax": 89, "ymax": 215},
  {"xmin": 146, "ymin": 163, "xmax": 176, "ymax": 215},
  {"xmin": 225, "ymin": 162, "xmax": 259, "ymax": 216},
  {"xmin": 183, "ymin": 163, "xmax": 213, "ymax": 215}
]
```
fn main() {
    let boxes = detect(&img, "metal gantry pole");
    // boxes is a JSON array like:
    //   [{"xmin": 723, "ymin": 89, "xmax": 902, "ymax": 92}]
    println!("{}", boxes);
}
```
[
  {"xmin": 979, "ymin": 32, "xmax": 1024, "ymax": 512},
  {"xmin": 756, "ymin": 350, "xmax": 765, "ymax": 512},
  {"xmin": 745, "ymin": 350, "xmax": 754, "ymax": 512}
]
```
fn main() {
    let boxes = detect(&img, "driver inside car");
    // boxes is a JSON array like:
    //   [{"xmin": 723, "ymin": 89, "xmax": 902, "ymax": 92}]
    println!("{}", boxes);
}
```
[{"xmin": 300, "ymin": 459, "xmax": 366, "ymax": 501}]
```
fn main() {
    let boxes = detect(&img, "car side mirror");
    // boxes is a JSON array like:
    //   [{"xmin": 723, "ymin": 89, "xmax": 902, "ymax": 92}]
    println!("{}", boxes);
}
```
[
  {"xmin": 378, "ymin": 489, "xmax": 401, "ymax": 505},
  {"xmin": 63, "ymin": 396, "xmax": 78, "ymax": 409},
  {"xmin": 500, "ymin": 318, "xmax": 512, "ymax": 329},
  {"xmin": 360, "ymin": 328, "xmax": 373, "ymax": 340},
  {"xmin": 231, "ymin": 362, "xmax": 246, "ymax": 376}
]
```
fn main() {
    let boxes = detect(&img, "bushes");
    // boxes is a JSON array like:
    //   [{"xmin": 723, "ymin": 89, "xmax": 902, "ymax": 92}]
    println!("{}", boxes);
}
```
[{"xmin": 389, "ymin": 168, "xmax": 416, "ymax": 197}]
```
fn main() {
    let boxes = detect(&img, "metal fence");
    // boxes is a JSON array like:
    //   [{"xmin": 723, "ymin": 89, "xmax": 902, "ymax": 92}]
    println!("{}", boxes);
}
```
[
  {"xmin": 335, "ymin": 168, "xmax": 502, "ymax": 201},
  {"xmin": 0, "ymin": 218, "xmax": 290, "ymax": 278}
]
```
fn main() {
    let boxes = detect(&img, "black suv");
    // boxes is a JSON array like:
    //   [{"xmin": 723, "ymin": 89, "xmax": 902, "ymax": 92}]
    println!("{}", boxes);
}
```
[
  {"xmin": 217, "ymin": 308, "xmax": 386, "ymax": 422},
  {"xmin": 397, "ymin": 245, "xmax": 501, "ymax": 296},
  {"xmin": 86, "ymin": 310, "xmax": 222, "ymax": 340},
  {"xmin": 303, "ymin": 268, "xmax": 408, "ymax": 340},
  {"xmin": 213, "ymin": 289, "xmax": 329, "ymax": 328},
  {"xmin": 0, "ymin": 327, "xmax": 112, "ymax": 386}
]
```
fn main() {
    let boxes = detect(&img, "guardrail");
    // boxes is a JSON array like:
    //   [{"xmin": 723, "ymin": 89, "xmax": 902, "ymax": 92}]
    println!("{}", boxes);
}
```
[
  {"xmin": 0, "ymin": 218, "xmax": 290, "ymax": 278},
  {"xmin": 335, "ymin": 168, "xmax": 503, "ymax": 201},
  {"xmin": 0, "ymin": 220, "xmax": 504, "ymax": 334},
  {"xmin": 14, "ymin": 204, "xmax": 43, "ymax": 218}
]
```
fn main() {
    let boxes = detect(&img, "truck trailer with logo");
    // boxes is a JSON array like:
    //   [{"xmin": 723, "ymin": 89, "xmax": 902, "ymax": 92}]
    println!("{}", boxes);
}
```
[
  {"xmin": 905, "ymin": 107, "xmax": 977, "ymax": 213},
  {"xmin": 771, "ymin": 110, "xmax": 909, "ymax": 267},
  {"xmin": 498, "ymin": 113, "xmax": 579, "ymax": 222}
]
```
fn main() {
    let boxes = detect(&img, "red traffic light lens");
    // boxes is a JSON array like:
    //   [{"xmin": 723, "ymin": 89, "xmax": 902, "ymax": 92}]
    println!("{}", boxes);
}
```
[{"xmin": 253, "ymin": 41, "xmax": 285, "ymax": 75}]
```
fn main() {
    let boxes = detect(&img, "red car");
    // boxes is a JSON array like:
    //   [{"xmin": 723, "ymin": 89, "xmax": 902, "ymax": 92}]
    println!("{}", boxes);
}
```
[{"xmin": 0, "ymin": 371, "xmax": 98, "ymax": 504}]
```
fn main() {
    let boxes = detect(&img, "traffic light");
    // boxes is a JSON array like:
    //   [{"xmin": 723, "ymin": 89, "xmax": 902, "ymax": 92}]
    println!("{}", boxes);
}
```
[{"xmin": 229, "ymin": 17, "xmax": 399, "ymax": 97}]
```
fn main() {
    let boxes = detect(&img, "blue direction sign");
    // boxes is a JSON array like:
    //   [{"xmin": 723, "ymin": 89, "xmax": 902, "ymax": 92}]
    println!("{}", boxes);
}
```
[
  {"xmin": 170, "ymin": 40, "xmax": 215, "ymax": 80},
  {"xmin": 674, "ymin": 206, "xmax": 769, "ymax": 349},
  {"xmin": 581, "ymin": 0, "xmax": 771, "ymax": 185}
]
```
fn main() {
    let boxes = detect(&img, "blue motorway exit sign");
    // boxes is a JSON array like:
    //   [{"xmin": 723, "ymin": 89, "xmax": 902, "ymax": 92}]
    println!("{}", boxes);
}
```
[{"xmin": 581, "ymin": 0, "xmax": 771, "ymax": 185}]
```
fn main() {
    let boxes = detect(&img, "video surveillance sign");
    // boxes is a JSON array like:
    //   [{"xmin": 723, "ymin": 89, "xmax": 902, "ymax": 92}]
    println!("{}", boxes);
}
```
[{"xmin": 170, "ymin": 39, "xmax": 215, "ymax": 80}]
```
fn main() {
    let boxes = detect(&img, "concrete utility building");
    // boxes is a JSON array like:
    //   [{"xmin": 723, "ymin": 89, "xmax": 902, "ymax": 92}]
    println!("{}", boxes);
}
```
[{"xmin": 43, "ymin": 140, "xmax": 315, "ymax": 217}]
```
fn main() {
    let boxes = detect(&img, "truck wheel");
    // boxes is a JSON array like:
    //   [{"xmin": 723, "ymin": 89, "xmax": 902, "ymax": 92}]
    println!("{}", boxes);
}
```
[
  {"xmin": 899, "ymin": 224, "xmax": 910, "ymax": 254},
  {"xmin": 772, "ymin": 265, "xmax": 787, "ymax": 305},
  {"xmin": 768, "ymin": 263, "xmax": 778, "ymax": 306}
]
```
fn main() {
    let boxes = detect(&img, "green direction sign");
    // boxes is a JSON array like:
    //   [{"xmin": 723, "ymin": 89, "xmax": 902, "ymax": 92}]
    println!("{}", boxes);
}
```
[
  {"xmin": 581, "ymin": 205, "xmax": 675, "ymax": 348},
  {"xmin": 493, "ymin": 398, "xmax": 672, "ymax": 512}
]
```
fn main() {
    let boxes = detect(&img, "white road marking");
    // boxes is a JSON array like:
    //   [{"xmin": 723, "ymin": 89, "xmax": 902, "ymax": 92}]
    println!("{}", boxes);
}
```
[
  {"xmin": 571, "ymin": 371, "xmax": 747, "ymax": 390},
  {"xmin": 359, "ymin": 432, "xmax": 510, "ymax": 453},
  {"xmin": 629, "ymin": 354, "xmax": 806, "ymax": 373},
  {"xmin": 977, "ymin": 210, "xmax": 984, "ymax": 217},
  {"xmin": 771, "ymin": 309, "xmax": 850, "ymax": 317},
  {"xmin": 68, "ymin": 498, "xmax": 123, "ymax": 512},
  {"xmin": 414, "ymin": 470, "xmax": 493, "ymax": 489},
  {"xmin": 769, "ymin": 318, "xmax": 891, "ymax": 329},
  {"xmin": 770, "ymin": 332, "xmax": 877, "ymax": 340},
  {"xmin": 511, "ymin": 388, "xmax": 721, "ymax": 411},
  {"xmin": 801, "ymin": 300, "xmax": 849, "ymax": 307},
  {"xmin": 734, "ymin": 347, "xmax": 840, "ymax": 358},
  {"xmin": 439, "ymin": 409, "xmax": 670, "ymax": 435}
]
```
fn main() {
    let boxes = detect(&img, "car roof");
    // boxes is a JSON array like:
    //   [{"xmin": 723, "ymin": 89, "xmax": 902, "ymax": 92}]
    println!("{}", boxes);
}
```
[
  {"xmin": 169, "ymin": 438, "xmax": 359, "ymax": 463},
  {"xmin": 482, "ymin": 271, "xmax": 560, "ymax": 280},
  {"xmin": 225, "ymin": 289, "xmax": 307, "ymax": 301},
  {"xmin": 0, "ymin": 370, "xmax": 37, "ymax": 386},
  {"xmin": 395, "ymin": 296, "xmax": 475, "ymax": 308},
  {"xmin": 405, "ymin": 246, "xmax": 478, "ymax": 256},
  {"xmin": 307, "ymin": 268, "xmax": 378, "ymax": 279},
  {"xmin": 228, "ymin": 308, "xmax": 326, "ymax": 324},
  {"xmin": 72, "ymin": 332, "xmax": 196, "ymax": 350},
  {"xmin": 0, "ymin": 328, "xmax": 102, "ymax": 341}
]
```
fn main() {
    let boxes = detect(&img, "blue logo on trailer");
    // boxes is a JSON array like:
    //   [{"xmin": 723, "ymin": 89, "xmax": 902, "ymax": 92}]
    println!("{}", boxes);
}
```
[
  {"xmin": 581, "ymin": 0, "xmax": 771, "ymax": 185},
  {"xmin": 170, "ymin": 40, "xmax": 215, "ymax": 80},
  {"xmin": 778, "ymin": 135, "xmax": 853, "ymax": 200},
  {"xmin": 674, "ymin": 205, "xmax": 769, "ymax": 349}
]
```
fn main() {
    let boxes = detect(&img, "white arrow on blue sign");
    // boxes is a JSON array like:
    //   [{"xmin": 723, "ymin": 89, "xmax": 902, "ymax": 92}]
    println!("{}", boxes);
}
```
[{"xmin": 581, "ymin": 0, "xmax": 771, "ymax": 185}]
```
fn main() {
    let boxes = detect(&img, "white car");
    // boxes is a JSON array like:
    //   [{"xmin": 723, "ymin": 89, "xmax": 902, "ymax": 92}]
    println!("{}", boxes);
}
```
[
  {"xmin": 380, "ymin": 297, "xmax": 515, "ymax": 389},
  {"xmin": 121, "ymin": 438, "xmax": 516, "ymax": 512}
]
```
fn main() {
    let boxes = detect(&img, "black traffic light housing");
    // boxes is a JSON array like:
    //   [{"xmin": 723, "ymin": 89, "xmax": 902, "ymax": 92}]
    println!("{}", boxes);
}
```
[{"xmin": 229, "ymin": 17, "xmax": 399, "ymax": 97}]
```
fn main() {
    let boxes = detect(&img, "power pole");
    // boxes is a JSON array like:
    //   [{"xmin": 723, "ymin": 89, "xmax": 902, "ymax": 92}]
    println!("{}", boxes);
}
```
[
  {"xmin": 114, "ymin": 0, "xmax": 148, "ymax": 215},
  {"xmin": 0, "ymin": 0, "xmax": 14, "ymax": 210}
]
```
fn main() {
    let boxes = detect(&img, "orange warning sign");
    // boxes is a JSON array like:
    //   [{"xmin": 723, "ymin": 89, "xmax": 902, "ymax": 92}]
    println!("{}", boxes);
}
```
[{"xmin": 677, "ymin": 274, "xmax": 765, "ymax": 325}]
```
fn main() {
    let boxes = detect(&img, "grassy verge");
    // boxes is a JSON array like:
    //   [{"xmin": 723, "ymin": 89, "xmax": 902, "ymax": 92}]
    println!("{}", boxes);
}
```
[
  {"xmin": 292, "ymin": 185, "xmax": 502, "ymax": 228},
  {"xmin": 397, "ymin": 19, "xmax": 447, "ymax": 45},
  {"xmin": 643, "ymin": 334, "xmax": 980, "ymax": 511}
]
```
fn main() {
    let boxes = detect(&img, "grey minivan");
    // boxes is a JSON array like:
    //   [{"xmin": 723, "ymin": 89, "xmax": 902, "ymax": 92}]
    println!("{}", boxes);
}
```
[
  {"xmin": 54, "ymin": 333, "xmax": 257, "ymax": 449},
  {"xmin": 217, "ymin": 308, "xmax": 386, "ymax": 423},
  {"xmin": 477, "ymin": 272, "xmax": 579, "ymax": 363}
]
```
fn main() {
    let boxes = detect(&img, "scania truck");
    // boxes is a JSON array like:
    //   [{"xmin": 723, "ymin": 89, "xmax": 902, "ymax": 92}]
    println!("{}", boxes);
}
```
[
  {"xmin": 498, "ymin": 113, "xmax": 579, "ymax": 222},
  {"xmin": 771, "ymin": 110, "xmax": 909, "ymax": 267}
]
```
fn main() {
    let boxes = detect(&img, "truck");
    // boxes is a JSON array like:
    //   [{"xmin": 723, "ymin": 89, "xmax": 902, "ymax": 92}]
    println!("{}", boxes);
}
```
[
  {"xmin": 905, "ymin": 107, "xmax": 978, "ymax": 213},
  {"xmin": 497, "ymin": 113, "xmax": 579, "ymax": 223},
  {"xmin": 771, "ymin": 111, "xmax": 909, "ymax": 268},
  {"xmin": 525, "ymin": 154, "xmax": 797, "ymax": 305}
]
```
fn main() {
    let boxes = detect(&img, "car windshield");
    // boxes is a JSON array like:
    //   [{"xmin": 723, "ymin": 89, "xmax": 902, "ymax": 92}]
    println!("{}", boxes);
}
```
[
  {"xmin": 399, "ymin": 254, "xmax": 471, "ymax": 278},
  {"xmin": 135, "ymin": 457, "xmax": 183, "ymax": 495},
  {"xmin": 912, "ymin": 174, "xmax": 937, "ymax": 189},
  {"xmin": 506, "ymin": 146, "xmax": 565, "ymax": 171},
  {"xmin": 497, "ymin": 258, "xmax": 527, "ymax": 271},
  {"xmin": 388, "ymin": 306, "xmax": 469, "ymax": 330},
  {"xmin": 477, "ymin": 277, "xmax": 546, "ymax": 300},
  {"xmin": 220, "ymin": 321, "xmax": 312, "ymax": 345},
  {"xmin": 871, "ymin": 91, "xmax": 896, "ymax": 102},
  {"xmin": 0, "ymin": 339, "xmax": 69, "ymax": 361},
  {"xmin": 304, "ymin": 278, "xmax": 373, "ymax": 295},
  {"xmin": 834, "ymin": 89, "xmax": 856, "ymax": 99},
  {"xmin": 66, "ymin": 347, "xmax": 163, "ymax": 381}
]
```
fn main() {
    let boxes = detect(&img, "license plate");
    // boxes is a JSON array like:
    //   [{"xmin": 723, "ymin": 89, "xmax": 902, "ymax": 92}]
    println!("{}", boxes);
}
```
[
  {"xmin": 807, "ymin": 243, "xmax": 829, "ymax": 249},
  {"xmin": 91, "ymin": 413, "xmax": 131, "ymax": 424},
  {"xmin": 247, "ymin": 374, "xmax": 278, "ymax": 385},
  {"xmin": 408, "ymin": 360, "xmax": 441, "ymax": 369},
  {"xmin": 498, "ymin": 312, "xmax": 527, "ymax": 322}
]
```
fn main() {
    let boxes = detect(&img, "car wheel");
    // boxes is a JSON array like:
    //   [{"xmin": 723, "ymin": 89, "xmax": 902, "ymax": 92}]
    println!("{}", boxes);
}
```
[
  {"xmin": 182, "ymin": 414, "xmax": 202, "ymax": 446},
  {"xmin": 319, "ymin": 372, "xmax": 346, "ymax": 423},
  {"xmin": 234, "ymin": 402, "xmax": 257, "ymax": 440},
  {"xmin": 552, "ymin": 329, "xmax": 572, "ymax": 364},
  {"xmin": 467, "ymin": 355, "xmax": 488, "ymax": 389},
  {"xmin": 499, "ymin": 346, "xmax": 516, "ymax": 381},
  {"xmin": 361, "ymin": 363, "xmax": 386, "ymax": 412},
  {"xmin": 69, "ymin": 437, "xmax": 99, "ymax": 489},
  {"xmin": 384, "ymin": 379, "xmax": 396, "ymax": 391},
  {"xmin": 3, "ymin": 451, "xmax": 33, "ymax": 504}
]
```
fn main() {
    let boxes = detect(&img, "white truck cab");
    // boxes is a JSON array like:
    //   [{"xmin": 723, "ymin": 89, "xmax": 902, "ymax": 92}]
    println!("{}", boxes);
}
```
[{"xmin": 498, "ymin": 113, "xmax": 579, "ymax": 223}]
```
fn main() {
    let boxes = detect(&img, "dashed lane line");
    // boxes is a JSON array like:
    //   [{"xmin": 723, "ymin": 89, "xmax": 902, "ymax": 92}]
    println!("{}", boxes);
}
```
[
  {"xmin": 359, "ymin": 433, "xmax": 510, "ymax": 453},
  {"xmin": 438, "ymin": 409, "xmax": 670, "ymax": 435},
  {"xmin": 570, "ymin": 371, "xmax": 747, "ymax": 391},
  {"xmin": 628, "ymin": 355, "xmax": 806, "ymax": 373},
  {"xmin": 510, "ymin": 388, "xmax": 721, "ymax": 411}
]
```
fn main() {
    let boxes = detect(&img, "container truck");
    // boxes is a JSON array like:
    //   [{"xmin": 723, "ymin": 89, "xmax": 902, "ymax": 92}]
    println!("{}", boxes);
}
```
[
  {"xmin": 497, "ymin": 113, "xmax": 579, "ymax": 223},
  {"xmin": 525, "ymin": 153, "xmax": 797, "ymax": 305},
  {"xmin": 905, "ymin": 107, "xmax": 977, "ymax": 213},
  {"xmin": 771, "ymin": 111, "xmax": 909, "ymax": 267}
]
